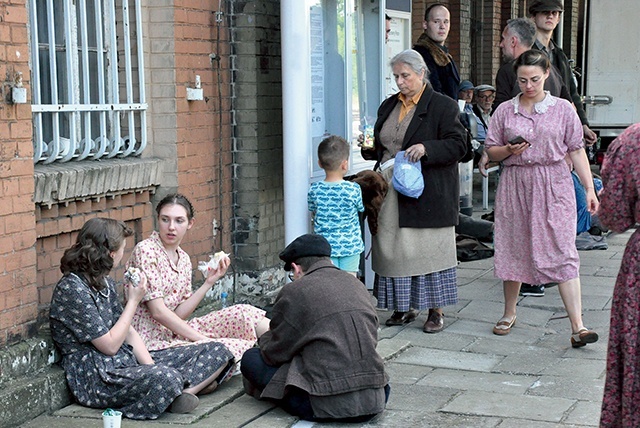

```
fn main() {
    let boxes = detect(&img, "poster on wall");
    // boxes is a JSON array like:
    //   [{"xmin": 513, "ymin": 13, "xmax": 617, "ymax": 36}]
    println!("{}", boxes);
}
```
[
  {"xmin": 384, "ymin": 11, "xmax": 411, "ymax": 98},
  {"xmin": 310, "ymin": 5, "xmax": 325, "ymax": 138}
]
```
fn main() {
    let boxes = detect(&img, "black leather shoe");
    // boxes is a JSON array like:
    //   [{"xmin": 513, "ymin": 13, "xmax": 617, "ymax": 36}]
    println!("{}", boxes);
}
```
[{"xmin": 385, "ymin": 309, "xmax": 419, "ymax": 326}]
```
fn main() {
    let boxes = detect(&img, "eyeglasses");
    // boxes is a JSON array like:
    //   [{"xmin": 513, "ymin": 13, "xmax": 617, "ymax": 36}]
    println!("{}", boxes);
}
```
[
  {"xmin": 477, "ymin": 94, "xmax": 495, "ymax": 100},
  {"xmin": 287, "ymin": 271, "xmax": 295, "ymax": 282}
]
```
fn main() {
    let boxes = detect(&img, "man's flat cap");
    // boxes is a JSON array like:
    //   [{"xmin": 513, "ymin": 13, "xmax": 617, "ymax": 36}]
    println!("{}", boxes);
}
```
[
  {"xmin": 475, "ymin": 84, "xmax": 496, "ymax": 93},
  {"xmin": 279, "ymin": 234, "xmax": 331, "ymax": 271}
]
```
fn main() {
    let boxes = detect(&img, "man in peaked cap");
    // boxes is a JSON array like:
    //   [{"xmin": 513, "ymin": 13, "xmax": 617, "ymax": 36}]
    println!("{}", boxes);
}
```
[
  {"xmin": 240, "ymin": 234, "xmax": 390, "ymax": 422},
  {"xmin": 529, "ymin": 0, "xmax": 598, "ymax": 146}
]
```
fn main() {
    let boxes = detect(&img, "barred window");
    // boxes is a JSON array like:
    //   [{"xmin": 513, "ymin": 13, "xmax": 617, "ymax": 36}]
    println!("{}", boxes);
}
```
[{"xmin": 28, "ymin": 0, "xmax": 147, "ymax": 164}]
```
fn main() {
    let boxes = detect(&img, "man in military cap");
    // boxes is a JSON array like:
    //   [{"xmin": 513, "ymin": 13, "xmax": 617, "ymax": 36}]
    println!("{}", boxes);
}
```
[
  {"xmin": 240, "ymin": 234, "xmax": 390, "ymax": 422},
  {"xmin": 529, "ymin": 0, "xmax": 598, "ymax": 145}
]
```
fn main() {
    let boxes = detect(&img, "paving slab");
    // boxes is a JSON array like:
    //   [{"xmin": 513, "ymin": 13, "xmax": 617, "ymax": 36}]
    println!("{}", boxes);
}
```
[
  {"xmin": 527, "ymin": 375, "xmax": 604, "ymax": 401},
  {"xmin": 442, "ymin": 319, "xmax": 542, "ymax": 345},
  {"xmin": 393, "ymin": 323, "xmax": 477, "ymax": 352},
  {"xmin": 441, "ymin": 390, "xmax": 575, "ymax": 422},
  {"xmin": 243, "ymin": 407, "xmax": 297, "ymax": 427},
  {"xmin": 564, "ymin": 400, "xmax": 603, "ymax": 426},
  {"xmin": 199, "ymin": 394, "xmax": 278, "ymax": 427},
  {"xmin": 464, "ymin": 335, "xmax": 566, "ymax": 358},
  {"xmin": 457, "ymin": 299, "xmax": 554, "ymax": 328},
  {"xmin": 376, "ymin": 337, "xmax": 411, "ymax": 360},
  {"xmin": 417, "ymin": 367, "xmax": 536, "ymax": 394},
  {"xmin": 393, "ymin": 347, "xmax": 504, "ymax": 372},
  {"xmin": 383, "ymin": 383, "xmax": 458, "ymax": 412},
  {"xmin": 538, "ymin": 357, "xmax": 606, "ymax": 379},
  {"xmin": 491, "ymin": 351, "xmax": 565, "ymax": 376},
  {"xmin": 385, "ymin": 362, "xmax": 434, "ymax": 385}
]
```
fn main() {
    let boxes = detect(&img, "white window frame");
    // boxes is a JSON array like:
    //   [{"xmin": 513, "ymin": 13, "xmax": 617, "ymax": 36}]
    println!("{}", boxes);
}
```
[{"xmin": 28, "ymin": 0, "xmax": 147, "ymax": 164}]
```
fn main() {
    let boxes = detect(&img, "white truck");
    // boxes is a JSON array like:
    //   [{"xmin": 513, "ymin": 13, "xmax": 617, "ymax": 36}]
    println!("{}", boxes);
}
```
[{"xmin": 579, "ymin": 0, "xmax": 640, "ymax": 162}]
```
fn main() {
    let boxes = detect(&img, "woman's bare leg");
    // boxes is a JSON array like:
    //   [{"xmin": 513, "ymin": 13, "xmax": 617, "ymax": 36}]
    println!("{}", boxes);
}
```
[
  {"xmin": 255, "ymin": 317, "xmax": 270, "ymax": 338},
  {"xmin": 500, "ymin": 280, "xmax": 521, "ymax": 321},
  {"xmin": 557, "ymin": 277, "xmax": 586, "ymax": 333}
]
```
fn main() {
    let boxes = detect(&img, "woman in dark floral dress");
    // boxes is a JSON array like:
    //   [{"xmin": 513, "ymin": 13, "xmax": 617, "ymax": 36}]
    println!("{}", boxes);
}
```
[
  {"xmin": 598, "ymin": 123, "xmax": 640, "ymax": 428},
  {"xmin": 50, "ymin": 218, "xmax": 234, "ymax": 420}
]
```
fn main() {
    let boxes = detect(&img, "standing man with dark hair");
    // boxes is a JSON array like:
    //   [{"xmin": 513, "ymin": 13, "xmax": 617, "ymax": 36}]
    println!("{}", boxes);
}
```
[
  {"xmin": 492, "ymin": 17, "xmax": 570, "ymax": 109},
  {"xmin": 479, "ymin": 17, "xmax": 571, "ymax": 177},
  {"xmin": 412, "ymin": 3, "xmax": 460, "ymax": 99},
  {"xmin": 529, "ymin": 0, "xmax": 598, "ymax": 146}
]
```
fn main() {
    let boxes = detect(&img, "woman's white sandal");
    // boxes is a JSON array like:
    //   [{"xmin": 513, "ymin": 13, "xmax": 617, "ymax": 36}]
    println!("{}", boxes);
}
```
[{"xmin": 493, "ymin": 316, "xmax": 516, "ymax": 336}]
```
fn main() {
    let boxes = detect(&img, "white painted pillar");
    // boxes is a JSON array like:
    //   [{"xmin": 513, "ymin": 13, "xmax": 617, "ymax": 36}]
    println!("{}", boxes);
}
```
[{"xmin": 281, "ymin": 0, "xmax": 312, "ymax": 245}]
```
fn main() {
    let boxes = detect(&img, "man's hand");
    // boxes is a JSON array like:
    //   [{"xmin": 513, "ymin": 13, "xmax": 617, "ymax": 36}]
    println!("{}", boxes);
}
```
[
  {"xmin": 478, "ymin": 151, "xmax": 490, "ymax": 177},
  {"xmin": 583, "ymin": 125, "xmax": 597, "ymax": 146}
]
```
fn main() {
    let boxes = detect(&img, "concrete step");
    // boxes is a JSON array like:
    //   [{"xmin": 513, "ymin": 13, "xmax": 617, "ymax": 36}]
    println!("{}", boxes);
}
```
[
  {"xmin": 0, "ymin": 334, "xmax": 71, "ymax": 427},
  {"xmin": 0, "ymin": 335, "xmax": 58, "ymax": 388},
  {"xmin": 0, "ymin": 364, "xmax": 70, "ymax": 428}
]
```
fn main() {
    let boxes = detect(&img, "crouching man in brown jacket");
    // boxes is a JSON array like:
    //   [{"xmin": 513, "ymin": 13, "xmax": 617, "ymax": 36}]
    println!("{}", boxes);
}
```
[{"xmin": 241, "ymin": 234, "xmax": 390, "ymax": 422}]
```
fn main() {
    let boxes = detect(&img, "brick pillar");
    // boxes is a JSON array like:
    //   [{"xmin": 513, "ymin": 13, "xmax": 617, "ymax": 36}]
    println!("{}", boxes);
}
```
[
  {"xmin": 0, "ymin": 2, "xmax": 38, "ymax": 345},
  {"xmin": 230, "ymin": 0, "xmax": 284, "ymax": 281},
  {"xmin": 471, "ymin": 0, "xmax": 503, "ymax": 87}
]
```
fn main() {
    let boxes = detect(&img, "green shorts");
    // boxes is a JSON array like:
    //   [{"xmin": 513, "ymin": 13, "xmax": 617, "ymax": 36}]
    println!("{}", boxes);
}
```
[{"xmin": 330, "ymin": 254, "xmax": 361, "ymax": 273}]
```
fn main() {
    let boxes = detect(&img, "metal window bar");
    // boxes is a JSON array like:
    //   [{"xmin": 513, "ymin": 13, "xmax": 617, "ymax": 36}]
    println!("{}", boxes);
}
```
[{"xmin": 29, "ymin": 0, "xmax": 147, "ymax": 164}]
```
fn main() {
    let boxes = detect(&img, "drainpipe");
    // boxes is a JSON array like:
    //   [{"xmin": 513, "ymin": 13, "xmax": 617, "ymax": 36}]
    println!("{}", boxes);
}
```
[{"xmin": 281, "ymin": 0, "xmax": 312, "ymax": 245}]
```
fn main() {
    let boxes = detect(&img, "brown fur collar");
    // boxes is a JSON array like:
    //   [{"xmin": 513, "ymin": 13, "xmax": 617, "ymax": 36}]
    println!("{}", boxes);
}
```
[{"xmin": 414, "ymin": 32, "xmax": 452, "ymax": 67}]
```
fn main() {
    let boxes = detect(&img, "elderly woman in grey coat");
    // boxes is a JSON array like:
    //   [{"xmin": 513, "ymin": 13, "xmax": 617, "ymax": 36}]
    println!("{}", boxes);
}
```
[{"xmin": 367, "ymin": 49, "xmax": 467, "ymax": 332}]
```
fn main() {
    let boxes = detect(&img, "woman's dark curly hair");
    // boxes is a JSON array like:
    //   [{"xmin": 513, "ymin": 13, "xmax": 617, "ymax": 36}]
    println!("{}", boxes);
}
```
[{"xmin": 60, "ymin": 218, "xmax": 133, "ymax": 291}]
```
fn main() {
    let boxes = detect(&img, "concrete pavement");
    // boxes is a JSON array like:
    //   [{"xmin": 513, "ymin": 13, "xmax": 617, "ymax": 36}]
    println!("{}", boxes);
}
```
[{"xmin": 22, "ymin": 226, "xmax": 628, "ymax": 427}]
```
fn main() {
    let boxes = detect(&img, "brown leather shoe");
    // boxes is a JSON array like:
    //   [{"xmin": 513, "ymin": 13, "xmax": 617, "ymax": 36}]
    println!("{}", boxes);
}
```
[
  {"xmin": 385, "ymin": 309, "xmax": 419, "ymax": 326},
  {"xmin": 423, "ymin": 310, "xmax": 444, "ymax": 333}
]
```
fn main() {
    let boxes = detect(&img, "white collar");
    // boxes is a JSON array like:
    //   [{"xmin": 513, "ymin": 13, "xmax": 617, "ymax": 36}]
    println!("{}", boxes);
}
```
[{"xmin": 511, "ymin": 91, "xmax": 556, "ymax": 115}]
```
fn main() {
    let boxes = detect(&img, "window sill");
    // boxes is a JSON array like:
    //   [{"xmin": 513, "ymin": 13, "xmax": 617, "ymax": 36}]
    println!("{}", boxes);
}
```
[{"xmin": 34, "ymin": 157, "xmax": 164, "ymax": 207}]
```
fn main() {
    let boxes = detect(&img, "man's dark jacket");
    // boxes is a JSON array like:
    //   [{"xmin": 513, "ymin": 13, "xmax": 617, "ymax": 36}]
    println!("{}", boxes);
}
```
[
  {"xmin": 413, "ymin": 36, "xmax": 460, "ymax": 100},
  {"xmin": 372, "ymin": 86, "xmax": 468, "ymax": 229},
  {"xmin": 493, "ymin": 58, "xmax": 572, "ymax": 109},
  {"xmin": 533, "ymin": 40, "xmax": 589, "ymax": 125},
  {"xmin": 258, "ymin": 260, "xmax": 388, "ymax": 418}
]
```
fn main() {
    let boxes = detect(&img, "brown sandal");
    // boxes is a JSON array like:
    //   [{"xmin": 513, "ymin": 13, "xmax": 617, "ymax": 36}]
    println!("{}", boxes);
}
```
[
  {"xmin": 493, "ymin": 316, "xmax": 516, "ymax": 336},
  {"xmin": 571, "ymin": 328, "xmax": 598, "ymax": 348}
]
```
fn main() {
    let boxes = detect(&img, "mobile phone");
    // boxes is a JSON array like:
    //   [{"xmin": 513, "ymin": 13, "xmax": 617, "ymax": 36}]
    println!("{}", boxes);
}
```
[{"xmin": 508, "ymin": 135, "xmax": 527, "ymax": 145}]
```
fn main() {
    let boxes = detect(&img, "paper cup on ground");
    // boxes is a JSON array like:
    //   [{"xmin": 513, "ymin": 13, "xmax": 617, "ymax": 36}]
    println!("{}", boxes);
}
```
[{"xmin": 102, "ymin": 409, "xmax": 122, "ymax": 428}]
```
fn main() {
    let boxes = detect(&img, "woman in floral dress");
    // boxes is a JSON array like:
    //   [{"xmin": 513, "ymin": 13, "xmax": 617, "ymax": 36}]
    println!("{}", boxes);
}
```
[
  {"xmin": 598, "ymin": 123, "xmax": 640, "ymax": 427},
  {"xmin": 50, "ymin": 218, "xmax": 234, "ymax": 419},
  {"xmin": 485, "ymin": 50, "xmax": 599, "ymax": 346},
  {"xmin": 127, "ymin": 193, "xmax": 270, "ymax": 362}
]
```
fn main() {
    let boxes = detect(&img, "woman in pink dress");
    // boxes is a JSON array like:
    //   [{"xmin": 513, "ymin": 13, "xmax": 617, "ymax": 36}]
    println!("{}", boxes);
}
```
[
  {"xmin": 485, "ymin": 50, "xmax": 599, "ymax": 347},
  {"xmin": 127, "ymin": 193, "xmax": 270, "ymax": 363},
  {"xmin": 598, "ymin": 123, "xmax": 640, "ymax": 427}
]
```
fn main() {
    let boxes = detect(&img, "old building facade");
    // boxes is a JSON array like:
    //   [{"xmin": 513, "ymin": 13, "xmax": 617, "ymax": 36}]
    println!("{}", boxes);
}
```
[{"xmin": 1, "ymin": 0, "xmax": 584, "ymax": 346}]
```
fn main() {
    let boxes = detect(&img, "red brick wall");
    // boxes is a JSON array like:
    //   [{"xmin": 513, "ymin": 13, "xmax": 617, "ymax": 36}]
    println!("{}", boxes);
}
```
[
  {"xmin": 35, "ymin": 192, "xmax": 155, "ymax": 326},
  {"xmin": 0, "ymin": 0, "xmax": 38, "ymax": 346},
  {"xmin": 172, "ymin": 1, "xmax": 234, "ymax": 263}
]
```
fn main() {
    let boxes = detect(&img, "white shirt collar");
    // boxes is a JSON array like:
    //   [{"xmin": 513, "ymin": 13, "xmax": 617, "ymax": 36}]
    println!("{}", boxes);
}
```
[{"xmin": 511, "ymin": 91, "xmax": 557, "ymax": 115}]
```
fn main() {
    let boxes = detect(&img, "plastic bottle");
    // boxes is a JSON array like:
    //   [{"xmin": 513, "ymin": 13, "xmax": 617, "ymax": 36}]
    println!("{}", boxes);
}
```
[
  {"xmin": 361, "ymin": 117, "xmax": 375, "ymax": 149},
  {"xmin": 220, "ymin": 292, "xmax": 228, "ymax": 308}
]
